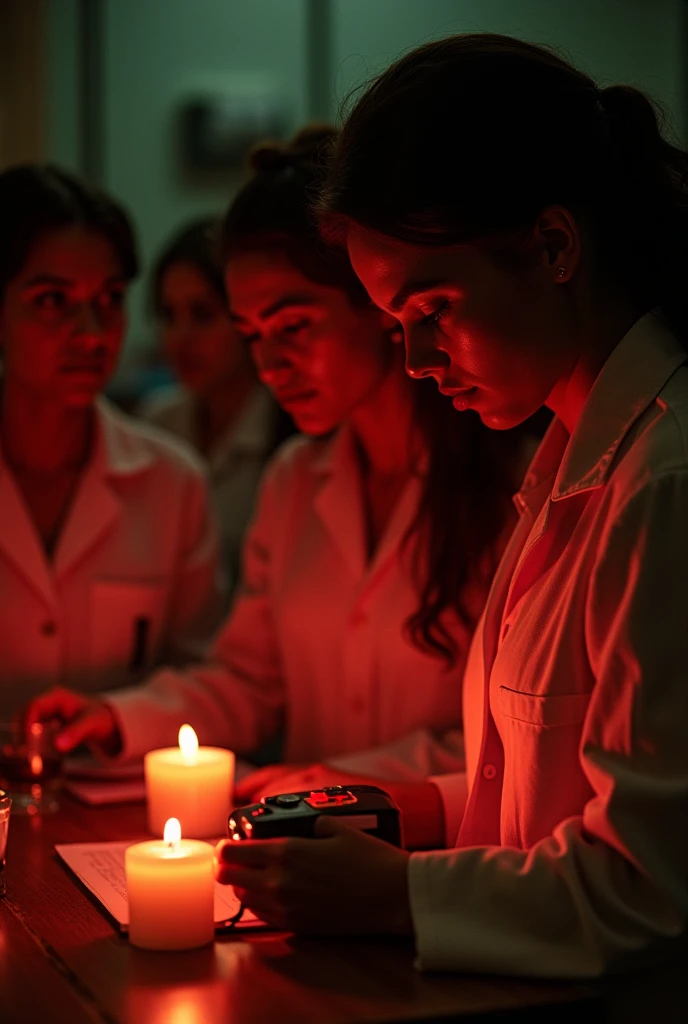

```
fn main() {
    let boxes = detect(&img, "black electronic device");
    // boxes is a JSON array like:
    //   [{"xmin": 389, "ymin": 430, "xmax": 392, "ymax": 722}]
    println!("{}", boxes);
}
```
[{"xmin": 228, "ymin": 785, "xmax": 402, "ymax": 846}]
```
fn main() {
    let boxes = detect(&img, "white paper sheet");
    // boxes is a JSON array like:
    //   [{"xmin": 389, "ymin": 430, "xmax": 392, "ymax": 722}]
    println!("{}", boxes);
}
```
[
  {"xmin": 55, "ymin": 840, "xmax": 264, "ymax": 933},
  {"xmin": 64, "ymin": 757, "xmax": 145, "ymax": 781}
]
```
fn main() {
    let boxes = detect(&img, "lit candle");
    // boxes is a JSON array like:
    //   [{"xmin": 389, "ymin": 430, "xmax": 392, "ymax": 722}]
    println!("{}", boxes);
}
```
[
  {"xmin": 125, "ymin": 817, "xmax": 214, "ymax": 950},
  {"xmin": 144, "ymin": 725, "xmax": 234, "ymax": 838}
]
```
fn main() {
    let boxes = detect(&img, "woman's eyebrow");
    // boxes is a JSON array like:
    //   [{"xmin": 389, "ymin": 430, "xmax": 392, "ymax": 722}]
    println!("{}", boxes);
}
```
[
  {"xmin": 22, "ymin": 273, "xmax": 127, "ymax": 289},
  {"xmin": 23, "ymin": 274, "xmax": 72, "ymax": 288},
  {"xmin": 389, "ymin": 277, "xmax": 451, "ymax": 313},
  {"xmin": 231, "ymin": 294, "xmax": 319, "ymax": 323}
]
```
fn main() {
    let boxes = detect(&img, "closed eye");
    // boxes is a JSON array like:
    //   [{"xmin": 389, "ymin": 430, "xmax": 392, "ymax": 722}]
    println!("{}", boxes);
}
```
[
  {"xmin": 421, "ymin": 300, "xmax": 450, "ymax": 327},
  {"xmin": 280, "ymin": 319, "xmax": 310, "ymax": 336}
]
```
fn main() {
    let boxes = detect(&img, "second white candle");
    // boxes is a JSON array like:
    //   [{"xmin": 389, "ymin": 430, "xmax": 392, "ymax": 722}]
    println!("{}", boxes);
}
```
[{"xmin": 145, "ymin": 725, "xmax": 235, "ymax": 838}]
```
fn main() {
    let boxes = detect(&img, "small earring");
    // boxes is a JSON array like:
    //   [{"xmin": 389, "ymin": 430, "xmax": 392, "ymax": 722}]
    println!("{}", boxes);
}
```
[{"xmin": 556, "ymin": 266, "xmax": 567, "ymax": 279}]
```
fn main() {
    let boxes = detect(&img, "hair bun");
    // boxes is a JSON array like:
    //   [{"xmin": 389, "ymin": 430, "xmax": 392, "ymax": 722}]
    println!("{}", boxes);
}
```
[
  {"xmin": 248, "ymin": 123, "xmax": 337, "ymax": 175},
  {"xmin": 290, "ymin": 123, "xmax": 338, "ymax": 157},
  {"xmin": 248, "ymin": 143, "xmax": 294, "ymax": 174},
  {"xmin": 599, "ymin": 85, "xmax": 663, "ymax": 149}
]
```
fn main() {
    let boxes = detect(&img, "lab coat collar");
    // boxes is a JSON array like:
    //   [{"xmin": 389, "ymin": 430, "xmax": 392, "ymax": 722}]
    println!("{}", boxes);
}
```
[
  {"xmin": 0, "ymin": 466, "xmax": 58, "ymax": 609},
  {"xmin": 310, "ymin": 423, "xmax": 348, "ymax": 477},
  {"xmin": 552, "ymin": 312, "xmax": 686, "ymax": 501},
  {"xmin": 54, "ymin": 399, "xmax": 161, "ymax": 578},
  {"xmin": 97, "ymin": 397, "xmax": 157, "ymax": 476},
  {"xmin": 312, "ymin": 422, "xmax": 423, "ymax": 585},
  {"xmin": 0, "ymin": 399, "xmax": 154, "ymax": 607},
  {"xmin": 513, "ymin": 418, "xmax": 569, "ymax": 517},
  {"xmin": 514, "ymin": 312, "xmax": 686, "ymax": 513},
  {"xmin": 312, "ymin": 424, "xmax": 368, "ymax": 576}
]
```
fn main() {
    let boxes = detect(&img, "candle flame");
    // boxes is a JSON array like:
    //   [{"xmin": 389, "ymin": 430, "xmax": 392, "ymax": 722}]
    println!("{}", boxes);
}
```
[
  {"xmin": 178, "ymin": 724, "xmax": 199, "ymax": 764},
  {"xmin": 164, "ymin": 817, "xmax": 182, "ymax": 845}
]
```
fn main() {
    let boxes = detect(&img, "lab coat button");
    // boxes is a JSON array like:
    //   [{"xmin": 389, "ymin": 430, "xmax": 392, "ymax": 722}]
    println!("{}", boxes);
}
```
[
  {"xmin": 40, "ymin": 620, "xmax": 57, "ymax": 637},
  {"xmin": 482, "ymin": 763, "xmax": 498, "ymax": 780}
]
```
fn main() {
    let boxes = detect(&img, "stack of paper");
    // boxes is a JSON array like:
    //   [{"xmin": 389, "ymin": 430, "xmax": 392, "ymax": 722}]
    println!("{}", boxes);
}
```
[{"xmin": 56, "ymin": 840, "xmax": 265, "ymax": 933}]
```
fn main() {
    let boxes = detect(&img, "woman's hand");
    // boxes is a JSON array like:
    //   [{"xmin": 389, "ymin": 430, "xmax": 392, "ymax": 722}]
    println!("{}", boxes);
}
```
[
  {"xmin": 24, "ymin": 687, "xmax": 121, "ymax": 755},
  {"xmin": 234, "ymin": 763, "xmax": 374, "ymax": 805},
  {"xmin": 215, "ymin": 815, "xmax": 413, "ymax": 935}
]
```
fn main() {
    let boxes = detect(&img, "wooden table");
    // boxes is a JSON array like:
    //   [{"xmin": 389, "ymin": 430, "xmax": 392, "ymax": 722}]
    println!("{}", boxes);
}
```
[{"xmin": 0, "ymin": 794, "xmax": 681, "ymax": 1024}]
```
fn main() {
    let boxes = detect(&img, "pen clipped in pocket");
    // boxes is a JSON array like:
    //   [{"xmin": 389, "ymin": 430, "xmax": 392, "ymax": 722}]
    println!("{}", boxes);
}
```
[
  {"xmin": 90, "ymin": 581, "xmax": 165, "ymax": 677},
  {"xmin": 128, "ymin": 616, "xmax": 150, "ymax": 674}
]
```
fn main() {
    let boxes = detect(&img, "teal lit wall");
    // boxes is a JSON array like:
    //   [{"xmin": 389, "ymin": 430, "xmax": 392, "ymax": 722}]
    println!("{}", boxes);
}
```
[
  {"xmin": 330, "ymin": 0, "xmax": 684, "ymax": 121},
  {"xmin": 47, "ymin": 0, "xmax": 686, "ymax": 356}
]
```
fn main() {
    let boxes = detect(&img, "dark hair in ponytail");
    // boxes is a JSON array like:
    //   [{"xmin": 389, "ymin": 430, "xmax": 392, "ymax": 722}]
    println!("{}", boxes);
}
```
[
  {"xmin": 592, "ymin": 83, "xmax": 688, "ymax": 335},
  {"xmin": 220, "ymin": 124, "xmax": 522, "ymax": 666},
  {"xmin": 318, "ymin": 33, "xmax": 688, "ymax": 339}
]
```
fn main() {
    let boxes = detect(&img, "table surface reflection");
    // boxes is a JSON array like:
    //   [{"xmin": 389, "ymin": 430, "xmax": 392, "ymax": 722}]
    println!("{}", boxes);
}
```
[{"xmin": 0, "ymin": 792, "xmax": 683, "ymax": 1024}]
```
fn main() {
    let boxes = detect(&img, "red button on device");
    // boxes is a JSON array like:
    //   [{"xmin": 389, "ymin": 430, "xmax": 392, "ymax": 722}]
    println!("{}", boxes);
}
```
[{"xmin": 308, "ymin": 790, "xmax": 329, "ymax": 805}]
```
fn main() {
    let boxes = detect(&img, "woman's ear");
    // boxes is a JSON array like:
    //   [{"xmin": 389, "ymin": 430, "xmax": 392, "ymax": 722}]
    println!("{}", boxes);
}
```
[{"xmin": 534, "ymin": 205, "xmax": 581, "ymax": 284}]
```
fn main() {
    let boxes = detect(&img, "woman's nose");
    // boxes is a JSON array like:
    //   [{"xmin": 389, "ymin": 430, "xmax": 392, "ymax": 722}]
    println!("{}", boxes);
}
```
[
  {"xmin": 74, "ymin": 302, "xmax": 105, "ymax": 343},
  {"xmin": 164, "ymin": 323, "xmax": 191, "ymax": 354},
  {"xmin": 258, "ymin": 361, "xmax": 292, "ymax": 390},
  {"xmin": 404, "ymin": 327, "xmax": 447, "ymax": 380},
  {"xmin": 252, "ymin": 335, "xmax": 291, "ymax": 383}
]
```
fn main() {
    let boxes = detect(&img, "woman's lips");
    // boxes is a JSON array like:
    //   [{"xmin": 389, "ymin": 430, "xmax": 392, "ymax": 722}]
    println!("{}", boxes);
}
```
[
  {"xmin": 273, "ymin": 389, "xmax": 319, "ymax": 407},
  {"xmin": 61, "ymin": 364, "xmax": 106, "ymax": 378},
  {"xmin": 439, "ymin": 384, "xmax": 478, "ymax": 410},
  {"xmin": 451, "ymin": 388, "xmax": 478, "ymax": 410}
]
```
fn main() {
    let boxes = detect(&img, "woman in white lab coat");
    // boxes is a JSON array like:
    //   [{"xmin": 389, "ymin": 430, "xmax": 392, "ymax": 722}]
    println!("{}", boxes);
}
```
[
  {"xmin": 29, "ymin": 130, "xmax": 526, "ymax": 835},
  {"xmin": 212, "ymin": 38, "xmax": 688, "ymax": 977},
  {"xmin": 140, "ymin": 218, "xmax": 293, "ymax": 593},
  {"xmin": 0, "ymin": 165, "xmax": 222, "ymax": 716}
]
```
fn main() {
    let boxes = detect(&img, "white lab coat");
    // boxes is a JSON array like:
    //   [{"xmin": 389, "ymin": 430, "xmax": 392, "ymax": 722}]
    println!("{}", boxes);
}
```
[
  {"xmin": 409, "ymin": 312, "xmax": 688, "ymax": 977},
  {"xmin": 106, "ymin": 423, "xmax": 486, "ymax": 781},
  {"xmin": 139, "ymin": 384, "xmax": 279, "ymax": 591},
  {"xmin": 0, "ymin": 398, "xmax": 223, "ymax": 715}
]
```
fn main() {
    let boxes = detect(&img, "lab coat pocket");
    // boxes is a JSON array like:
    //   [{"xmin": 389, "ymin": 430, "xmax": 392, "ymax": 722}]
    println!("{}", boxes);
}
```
[
  {"xmin": 498, "ymin": 686, "xmax": 591, "ymax": 728},
  {"xmin": 498, "ymin": 686, "xmax": 593, "ymax": 848},
  {"xmin": 90, "ymin": 580, "xmax": 167, "ymax": 681}
]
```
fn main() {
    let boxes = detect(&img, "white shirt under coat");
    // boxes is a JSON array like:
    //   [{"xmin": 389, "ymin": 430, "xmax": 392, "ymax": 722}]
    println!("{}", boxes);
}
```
[{"xmin": 139, "ymin": 385, "xmax": 279, "ymax": 592}]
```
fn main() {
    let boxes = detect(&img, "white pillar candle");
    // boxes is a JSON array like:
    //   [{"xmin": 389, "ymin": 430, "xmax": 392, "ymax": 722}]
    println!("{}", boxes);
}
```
[
  {"xmin": 144, "ymin": 725, "xmax": 234, "ymax": 839},
  {"xmin": 125, "ymin": 818, "xmax": 214, "ymax": 950}
]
